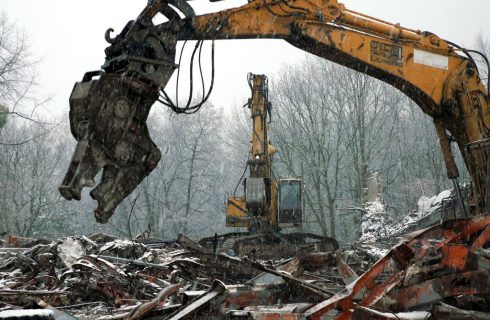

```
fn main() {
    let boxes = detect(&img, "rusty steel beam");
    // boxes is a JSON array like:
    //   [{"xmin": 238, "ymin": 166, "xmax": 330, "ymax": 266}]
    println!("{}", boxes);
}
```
[
  {"xmin": 335, "ymin": 255, "xmax": 358, "ymax": 285},
  {"xmin": 383, "ymin": 270, "xmax": 490, "ymax": 310},
  {"xmin": 125, "ymin": 284, "xmax": 182, "ymax": 320},
  {"xmin": 304, "ymin": 214, "xmax": 490, "ymax": 320},
  {"xmin": 166, "ymin": 281, "xmax": 227, "ymax": 320},
  {"xmin": 360, "ymin": 271, "xmax": 404, "ymax": 307},
  {"xmin": 471, "ymin": 225, "xmax": 490, "ymax": 251}
]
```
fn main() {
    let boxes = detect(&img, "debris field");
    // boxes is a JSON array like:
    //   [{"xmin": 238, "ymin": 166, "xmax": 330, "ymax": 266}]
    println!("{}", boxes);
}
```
[{"xmin": 0, "ymin": 214, "xmax": 490, "ymax": 320}]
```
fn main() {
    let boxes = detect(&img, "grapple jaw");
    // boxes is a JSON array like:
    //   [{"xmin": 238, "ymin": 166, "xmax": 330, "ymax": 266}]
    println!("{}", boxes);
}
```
[
  {"xmin": 60, "ymin": 73, "xmax": 162, "ymax": 223},
  {"xmin": 60, "ymin": 0, "xmax": 185, "ymax": 222}
]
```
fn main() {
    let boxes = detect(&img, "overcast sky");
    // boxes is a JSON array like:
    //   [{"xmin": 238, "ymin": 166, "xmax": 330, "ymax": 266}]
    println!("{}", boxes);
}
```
[{"xmin": 2, "ymin": 0, "xmax": 489, "ymax": 118}]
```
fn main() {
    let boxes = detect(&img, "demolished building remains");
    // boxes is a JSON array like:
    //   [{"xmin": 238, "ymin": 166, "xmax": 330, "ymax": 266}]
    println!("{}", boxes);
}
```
[{"xmin": 1, "ymin": 191, "xmax": 489, "ymax": 319}]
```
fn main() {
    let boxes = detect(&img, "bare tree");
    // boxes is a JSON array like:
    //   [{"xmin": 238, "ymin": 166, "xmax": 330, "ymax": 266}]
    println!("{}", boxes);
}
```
[
  {"xmin": 178, "ymin": 106, "xmax": 225, "ymax": 236},
  {"xmin": 0, "ymin": 120, "xmax": 68, "ymax": 237},
  {"xmin": 224, "ymin": 106, "xmax": 252, "ymax": 188},
  {"xmin": 0, "ymin": 104, "xmax": 7, "ymax": 131},
  {"xmin": 474, "ymin": 33, "xmax": 489, "ymax": 91},
  {"xmin": 0, "ymin": 13, "xmax": 52, "ymax": 128},
  {"xmin": 271, "ymin": 58, "xmax": 354, "ymax": 238},
  {"xmin": 0, "ymin": 13, "xmax": 33, "ymax": 103},
  {"xmin": 104, "ymin": 105, "xmax": 228, "ymax": 239},
  {"xmin": 269, "ymin": 56, "xmax": 455, "ymax": 242}
]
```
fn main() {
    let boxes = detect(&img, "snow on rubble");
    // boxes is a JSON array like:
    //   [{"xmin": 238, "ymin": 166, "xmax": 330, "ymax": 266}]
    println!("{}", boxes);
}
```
[
  {"xmin": 359, "ymin": 198, "xmax": 391, "ymax": 243},
  {"xmin": 359, "ymin": 188, "xmax": 454, "ymax": 243},
  {"xmin": 356, "ymin": 188, "xmax": 458, "ymax": 262},
  {"xmin": 387, "ymin": 188, "xmax": 454, "ymax": 236}
]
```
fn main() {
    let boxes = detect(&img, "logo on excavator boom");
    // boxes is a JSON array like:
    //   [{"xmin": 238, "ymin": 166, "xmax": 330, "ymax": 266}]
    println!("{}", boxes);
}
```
[{"xmin": 370, "ymin": 41, "xmax": 403, "ymax": 67}]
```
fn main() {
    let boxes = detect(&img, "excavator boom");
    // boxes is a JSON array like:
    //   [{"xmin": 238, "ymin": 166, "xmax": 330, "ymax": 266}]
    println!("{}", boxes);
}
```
[
  {"xmin": 226, "ymin": 74, "xmax": 278, "ymax": 230},
  {"xmin": 60, "ymin": 0, "xmax": 489, "ymax": 222}
]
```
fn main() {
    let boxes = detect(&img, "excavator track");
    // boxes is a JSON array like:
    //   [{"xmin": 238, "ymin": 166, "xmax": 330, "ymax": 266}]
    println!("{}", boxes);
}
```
[{"xmin": 199, "ymin": 232, "xmax": 338, "ymax": 260}]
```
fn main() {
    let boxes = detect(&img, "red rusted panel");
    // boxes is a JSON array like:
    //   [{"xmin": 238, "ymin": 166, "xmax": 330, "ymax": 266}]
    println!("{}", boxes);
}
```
[
  {"xmin": 304, "ymin": 215, "xmax": 490, "ymax": 320},
  {"xmin": 441, "ymin": 244, "xmax": 469, "ymax": 270},
  {"xmin": 334, "ymin": 311, "xmax": 354, "ymax": 320},
  {"xmin": 7, "ymin": 235, "xmax": 39, "ymax": 247}
]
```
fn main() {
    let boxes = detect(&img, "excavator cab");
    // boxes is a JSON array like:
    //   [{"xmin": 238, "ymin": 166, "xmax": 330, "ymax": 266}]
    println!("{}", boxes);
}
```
[{"xmin": 277, "ymin": 179, "xmax": 302, "ymax": 227}]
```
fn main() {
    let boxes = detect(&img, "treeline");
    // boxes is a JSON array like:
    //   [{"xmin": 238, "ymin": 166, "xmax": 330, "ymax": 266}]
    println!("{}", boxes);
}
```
[
  {"xmin": 0, "ymin": 59, "xmax": 462, "ymax": 242},
  {"xmin": 0, "ymin": 108, "xmax": 231, "ymax": 240}
]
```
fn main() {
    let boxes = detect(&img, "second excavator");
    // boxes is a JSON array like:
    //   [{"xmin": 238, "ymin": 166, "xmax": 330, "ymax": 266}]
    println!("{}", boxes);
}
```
[
  {"xmin": 226, "ymin": 73, "xmax": 302, "ymax": 232},
  {"xmin": 202, "ymin": 73, "xmax": 338, "ymax": 257}
]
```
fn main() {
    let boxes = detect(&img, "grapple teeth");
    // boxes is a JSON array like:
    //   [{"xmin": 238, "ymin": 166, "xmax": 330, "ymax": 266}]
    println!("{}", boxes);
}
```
[
  {"xmin": 60, "ymin": 8, "xmax": 177, "ymax": 222},
  {"xmin": 60, "ymin": 72, "xmax": 161, "ymax": 223}
]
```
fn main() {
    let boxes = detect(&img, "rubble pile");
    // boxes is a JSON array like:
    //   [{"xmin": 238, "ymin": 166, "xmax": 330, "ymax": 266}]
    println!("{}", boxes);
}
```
[
  {"xmin": 0, "ymin": 214, "xmax": 489, "ymax": 319},
  {"xmin": 0, "ymin": 233, "xmax": 356, "ymax": 319},
  {"xmin": 387, "ymin": 189, "xmax": 458, "ymax": 236},
  {"xmin": 360, "ymin": 188, "xmax": 470, "ymax": 243}
]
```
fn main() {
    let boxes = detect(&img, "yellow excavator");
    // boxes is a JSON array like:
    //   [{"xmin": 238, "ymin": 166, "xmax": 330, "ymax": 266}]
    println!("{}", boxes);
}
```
[
  {"xmin": 214, "ymin": 73, "xmax": 332, "ymax": 257},
  {"xmin": 226, "ymin": 73, "xmax": 302, "ymax": 232},
  {"xmin": 59, "ymin": 0, "xmax": 489, "ymax": 235}
]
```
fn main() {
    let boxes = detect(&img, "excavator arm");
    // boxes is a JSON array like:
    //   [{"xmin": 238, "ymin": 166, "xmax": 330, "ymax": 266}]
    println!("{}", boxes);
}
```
[{"xmin": 60, "ymin": 0, "xmax": 490, "ymax": 222}]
